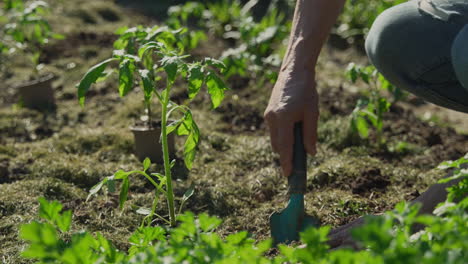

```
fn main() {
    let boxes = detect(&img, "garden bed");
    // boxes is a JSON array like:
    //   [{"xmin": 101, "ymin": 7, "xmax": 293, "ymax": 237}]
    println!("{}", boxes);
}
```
[{"xmin": 0, "ymin": 0, "xmax": 467, "ymax": 262}]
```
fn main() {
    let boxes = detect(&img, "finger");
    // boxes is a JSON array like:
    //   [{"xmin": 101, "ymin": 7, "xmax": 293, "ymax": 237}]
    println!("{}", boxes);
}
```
[
  {"xmin": 266, "ymin": 117, "xmax": 280, "ymax": 152},
  {"xmin": 303, "ymin": 108, "xmax": 319, "ymax": 156},
  {"xmin": 277, "ymin": 121, "xmax": 294, "ymax": 177}
]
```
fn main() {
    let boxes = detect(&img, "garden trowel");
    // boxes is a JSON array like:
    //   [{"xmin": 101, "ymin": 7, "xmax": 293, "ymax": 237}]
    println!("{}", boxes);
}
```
[{"xmin": 270, "ymin": 123, "xmax": 320, "ymax": 245}]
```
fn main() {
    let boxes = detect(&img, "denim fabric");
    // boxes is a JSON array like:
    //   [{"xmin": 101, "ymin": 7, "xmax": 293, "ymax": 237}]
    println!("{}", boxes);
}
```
[{"xmin": 365, "ymin": 0, "xmax": 468, "ymax": 113}]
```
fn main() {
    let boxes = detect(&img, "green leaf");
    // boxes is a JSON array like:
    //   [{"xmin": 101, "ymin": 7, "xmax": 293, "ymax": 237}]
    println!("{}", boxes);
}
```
[
  {"xmin": 226, "ymin": 231, "xmax": 248, "ymax": 245},
  {"xmin": 139, "ymin": 70, "xmax": 153, "ymax": 103},
  {"xmin": 96, "ymin": 69, "xmax": 115, "ymax": 83},
  {"xmin": 119, "ymin": 177, "xmax": 129, "ymax": 210},
  {"xmin": 184, "ymin": 119, "xmax": 200, "ymax": 169},
  {"xmin": 56, "ymin": 210, "xmax": 72, "ymax": 232},
  {"xmin": 87, "ymin": 178, "xmax": 108, "ymax": 202},
  {"xmin": 161, "ymin": 56, "xmax": 179, "ymax": 83},
  {"xmin": 205, "ymin": 71, "xmax": 227, "ymax": 109},
  {"xmin": 438, "ymin": 169, "xmax": 468, "ymax": 184},
  {"xmin": 118, "ymin": 59, "xmax": 136, "ymax": 97},
  {"xmin": 182, "ymin": 183, "xmax": 195, "ymax": 203},
  {"xmin": 38, "ymin": 197, "xmax": 62, "ymax": 222},
  {"xmin": 115, "ymin": 26, "xmax": 128, "ymax": 35},
  {"xmin": 128, "ymin": 226, "xmax": 166, "ymax": 255},
  {"xmin": 346, "ymin": 63, "xmax": 358, "ymax": 83},
  {"xmin": 143, "ymin": 157, "xmax": 151, "ymax": 171},
  {"xmin": 138, "ymin": 42, "xmax": 163, "ymax": 70},
  {"xmin": 114, "ymin": 170, "xmax": 131, "ymax": 180},
  {"xmin": 138, "ymin": 41, "xmax": 164, "ymax": 58},
  {"xmin": 177, "ymin": 112, "xmax": 192, "ymax": 136},
  {"xmin": 198, "ymin": 213, "xmax": 222, "ymax": 232},
  {"xmin": 136, "ymin": 207, "xmax": 152, "ymax": 215},
  {"xmin": 204, "ymin": 57, "xmax": 226, "ymax": 70},
  {"xmin": 433, "ymin": 202, "xmax": 457, "ymax": 216},
  {"xmin": 51, "ymin": 33, "xmax": 65, "ymax": 40},
  {"xmin": 166, "ymin": 118, "xmax": 183, "ymax": 135},
  {"xmin": 107, "ymin": 178, "xmax": 116, "ymax": 193},
  {"xmin": 20, "ymin": 221, "xmax": 58, "ymax": 247},
  {"xmin": 151, "ymin": 172, "xmax": 166, "ymax": 182},
  {"xmin": 77, "ymin": 58, "xmax": 115, "ymax": 106},
  {"xmin": 38, "ymin": 198, "xmax": 71, "ymax": 232},
  {"xmin": 187, "ymin": 64, "xmax": 204, "ymax": 99}
]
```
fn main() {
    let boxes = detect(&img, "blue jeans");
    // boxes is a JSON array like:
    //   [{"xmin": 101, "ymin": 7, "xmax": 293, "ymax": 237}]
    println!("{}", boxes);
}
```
[{"xmin": 366, "ymin": 0, "xmax": 468, "ymax": 113}]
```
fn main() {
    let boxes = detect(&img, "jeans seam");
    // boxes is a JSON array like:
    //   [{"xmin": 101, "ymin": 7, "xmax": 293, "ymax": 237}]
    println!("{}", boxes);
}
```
[
  {"xmin": 413, "ymin": 57, "xmax": 468, "ymax": 111},
  {"xmin": 421, "ymin": 88, "xmax": 468, "ymax": 112},
  {"xmin": 414, "ymin": 57, "xmax": 454, "ymax": 83}
]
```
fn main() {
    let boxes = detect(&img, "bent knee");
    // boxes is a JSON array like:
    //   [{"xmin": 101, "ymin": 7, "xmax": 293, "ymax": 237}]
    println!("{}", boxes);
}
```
[{"xmin": 365, "ymin": 2, "xmax": 416, "ymax": 69}]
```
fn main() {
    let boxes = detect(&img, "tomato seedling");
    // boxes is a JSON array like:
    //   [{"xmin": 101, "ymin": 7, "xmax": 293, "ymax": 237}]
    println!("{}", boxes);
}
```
[
  {"xmin": 346, "ymin": 63, "xmax": 398, "ymax": 146},
  {"xmin": 77, "ymin": 25, "xmax": 228, "ymax": 227}
]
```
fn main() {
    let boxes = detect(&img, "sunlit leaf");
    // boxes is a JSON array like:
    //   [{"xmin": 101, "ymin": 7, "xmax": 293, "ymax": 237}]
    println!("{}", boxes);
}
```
[
  {"xmin": 119, "ymin": 58, "xmax": 136, "ymax": 97},
  {"xmin": 205, "ymin": 71, "xmax": 227, "ymax": 109},
  {"xmin": 160, "ymin": 56, "xmax": 179, "ymax": 83},
  {"xmin": 119, "ymin": 177, "xmax": 130, "ymax": 210},
  {"xmin": 87, "ymin": 178, "xmax": 107, "ymax": 201},
  {"xmin": 77, "ymin": 58, "xmax": 116, "ymax": 106},
  {"xmin": 184, "ymin": 119, "xmax": 200, "ymax": 169},
  {"xmin": 182, "ymin": 183, "xmax": 195, "ymax": 203},
  {"xmin": 143, "ymin": 157, "xmax": 151, "ymax": 171},
  {"xmin": 187, "ymin": 64, "xmax": 204, "ymax": 99}
]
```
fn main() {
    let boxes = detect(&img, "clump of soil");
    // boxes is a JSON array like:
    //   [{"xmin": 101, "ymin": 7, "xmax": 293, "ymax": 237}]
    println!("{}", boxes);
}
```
[{"xmin": 350, "ymin": 168, "xmax": 390, "ymax": 195}]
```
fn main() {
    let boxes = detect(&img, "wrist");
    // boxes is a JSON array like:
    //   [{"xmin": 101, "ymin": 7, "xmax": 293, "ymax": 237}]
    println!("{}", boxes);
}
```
[{"xmin": 281, "ymin": 37, "xmax": 319, "ymax": 74}]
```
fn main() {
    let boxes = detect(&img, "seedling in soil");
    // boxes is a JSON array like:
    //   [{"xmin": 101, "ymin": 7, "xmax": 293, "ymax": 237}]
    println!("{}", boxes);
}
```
[
  {"xmin": 1, "ymin": 0, "xmax": 63, "ymax": 77},
  {"xmin": 337, "ymin": 0, "xmax": 406, "ymax": 44},
  {"xmin": 346, "ymin": 63, "xmax": 401, "ymax": 146},
  {"xmin": 166, "ymin": 0, "xmax": 290, "ymax": 84},
  {"xmin": 166, "ymin": 2, "xmax": 207, "ymax": 51},
  {"xmin": 78, "ymin": 25, "xmax": 228, "ymax": 227}
]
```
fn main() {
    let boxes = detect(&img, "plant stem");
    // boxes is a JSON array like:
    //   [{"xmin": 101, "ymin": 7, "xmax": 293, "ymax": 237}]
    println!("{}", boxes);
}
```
[
  {"xmin": 161, "ymin": 81, "xmax": 176, "ymax": 227},
  {"xmin": 147, "ymin": 102, "xmax": 152, "ymax": 129}
]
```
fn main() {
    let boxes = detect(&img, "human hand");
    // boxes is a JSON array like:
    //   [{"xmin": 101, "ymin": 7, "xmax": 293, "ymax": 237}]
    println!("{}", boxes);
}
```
[{"xmin": 264, "ymin": 69, "xmax": 319, "ymax": 177}]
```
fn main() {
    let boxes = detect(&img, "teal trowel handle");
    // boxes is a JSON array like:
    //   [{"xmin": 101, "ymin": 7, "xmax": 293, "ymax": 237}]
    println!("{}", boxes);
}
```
[{"xmin": 288, "ymin": 123, "xmax": 307, "ymax": 194}]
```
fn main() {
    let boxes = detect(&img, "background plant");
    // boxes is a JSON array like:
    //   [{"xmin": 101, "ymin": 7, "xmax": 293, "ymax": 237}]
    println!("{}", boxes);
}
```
[
  {"xmin": 335, "ymin": 0, "xmax": 407, "ymax": 45},
  {"xmin": 166, "ymin": 0, "xmax": 290, "ymax": 84},
  {"xmin": 77, "ymin": 25, "xmax": 228, "ymax": 227},
  {"xmin": 0, "ymin": 0, "xmax": 63, "ymax": 77},
  {"xmin": 346, "ymin": 63, "xmax": 407, "ymax": 146}
]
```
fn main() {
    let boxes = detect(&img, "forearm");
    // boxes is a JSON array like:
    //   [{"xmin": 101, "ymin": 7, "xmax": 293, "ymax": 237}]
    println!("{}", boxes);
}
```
[{"xmin": 282, "ymin": 0, "xmax": 346, "ymax": 73}]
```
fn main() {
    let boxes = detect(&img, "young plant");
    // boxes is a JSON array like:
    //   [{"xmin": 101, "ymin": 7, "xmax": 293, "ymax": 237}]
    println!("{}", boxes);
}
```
[
  {"xmin": 166, "ymin": 0, "xmax": 290, "ymax": 84},
  {"xmin": 1, "ymin": 0, "xmax": 63, "ymax": 77},
  {"xmin": 77, "ymin": 26, "xmax": 228, "ymax": 227},
  {"xmin": 346, "ymin": 63, "xmax": 393, "ymax": 146},
  {"xmin": 166, "ymin": 2, "xmax": 207, "ymax": 51},
  {"xmin": 336, "ymin": 0, "xmax": 406, "ymax": 43},
  {"xmin": 220, "ymin": 4, "xmax": 289, "ymax": 84}
]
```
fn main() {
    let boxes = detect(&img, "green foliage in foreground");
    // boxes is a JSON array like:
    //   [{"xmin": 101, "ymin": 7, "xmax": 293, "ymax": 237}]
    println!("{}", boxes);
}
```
[{"xmin": 20, "ymin": 155, "xmax": 468, "ymax": 263}]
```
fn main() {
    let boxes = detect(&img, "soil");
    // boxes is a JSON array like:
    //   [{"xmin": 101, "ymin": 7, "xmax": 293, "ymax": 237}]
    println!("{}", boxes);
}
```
[{"xmin": 1, "ymin": 0, "xmax": 467, "ymax": 263}]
